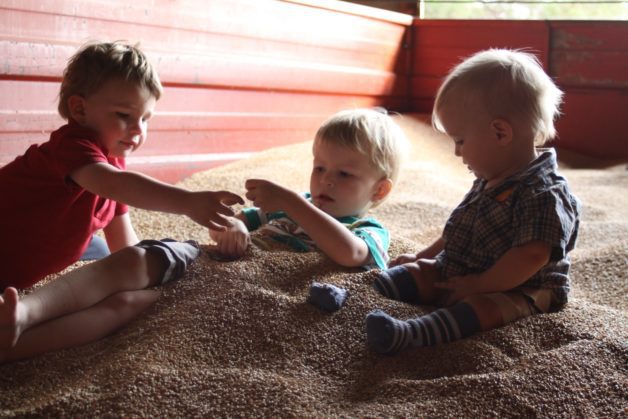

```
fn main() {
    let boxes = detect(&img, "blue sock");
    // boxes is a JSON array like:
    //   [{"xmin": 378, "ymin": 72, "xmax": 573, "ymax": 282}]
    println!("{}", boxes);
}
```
[
  {"xmin": 308, "ymin": 282, "xmax": 348, "ymax": 312},
  {"xmin": 366, "ymin": 303, "xmax": 481, "ymax": 354},
  {"xmin": 373, "ymin": 266, "xmax": 420, "ymax": 304}
]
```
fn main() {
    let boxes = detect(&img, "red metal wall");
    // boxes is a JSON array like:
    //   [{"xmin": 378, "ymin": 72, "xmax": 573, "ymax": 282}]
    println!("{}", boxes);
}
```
[
  {"xmin": 410, "ymin": 19, "xmax": 628, "ymax": 159},
  {"xmin": 1, "ymin": 2, "xmax": 626, "ymax": 183},
  {"xmin": 0, "ymin": 0, "xmax": 412, "ymax": 182}
]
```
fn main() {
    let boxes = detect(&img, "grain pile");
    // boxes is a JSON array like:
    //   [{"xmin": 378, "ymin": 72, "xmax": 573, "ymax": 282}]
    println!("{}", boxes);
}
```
[{"xmin": 1, "ymin": 115, "xmax": 626, "ymax": 417}]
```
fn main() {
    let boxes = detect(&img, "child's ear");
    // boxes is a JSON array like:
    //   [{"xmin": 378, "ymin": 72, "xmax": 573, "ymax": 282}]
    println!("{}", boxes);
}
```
[
  {"xmin": 491, "ymin": 119, "xmax": 513, "ymax": 145},
  {"xmin": 67, "ymin": 95, "xmax": 87, "ymax": 123},
  {"xmin": 371, "ymin": 178, "xmax": 393, "ymax": 202}
]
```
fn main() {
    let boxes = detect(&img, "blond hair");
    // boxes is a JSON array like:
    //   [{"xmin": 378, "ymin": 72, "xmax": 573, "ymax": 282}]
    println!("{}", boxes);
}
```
[
  {"xmin": 58, "ymin": 41, "xmax": 163, "ymax": 120},
  {"xmin": 432, "ymin": 49, "xmax": 563, "ymax": 145},
  {"xmin": 315, "ymin": 108, "xmax": 408, "ymax": 187}
]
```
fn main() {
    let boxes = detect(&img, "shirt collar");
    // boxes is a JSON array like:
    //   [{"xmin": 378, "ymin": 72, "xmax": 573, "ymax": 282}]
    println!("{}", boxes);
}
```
[{"xmin": 479, "ymin": 148, "xmax": 557, "ymax": 197}]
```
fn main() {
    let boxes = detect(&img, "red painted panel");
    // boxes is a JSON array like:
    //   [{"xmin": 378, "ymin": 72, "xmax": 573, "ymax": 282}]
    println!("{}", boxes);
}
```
[
  {"xmin": 409, "ymin": 75, "xmax": 442, "ymax": 102},
  {"xmin": 408, "ymin": 98, "xmax": 435, "ymax": 115},
  {"xmin": 413, "ymin": 20, "xmax": 549, "ymax": 52},
  {"xmin": 551, "ymin": 21, "xmax": 628, "ymax": 51},
  {"xmin": 0, "ymin": 41, "xmax": 403, "ymax": 96},
  {"xmin": 550, "ymin": 22, "xmax": 628, "ymax": 89},
  {"xmin": 0, "ymin": 130, "xmax": 315, "ymax": 165},
  {"xmin": 552, "ymin": 50, "xmax": 628, "ymax": 89},
  {"xmin": 554, "ymin": 89, "xmax": 628, "ymax": 158},
  {"xmin": 0, "ymin": 1, "xmax": 408, "ymax": 52},
  {"xmin": 409, "ymin": 19, "xmax": 627, "ymax": 159},
  {"xmin": 0, "ymin": 1, "xmax": 412, "ymax": 182},
  {"xmin": 0, "ymin": 5, "xmax": 407, "ymax": 75}
]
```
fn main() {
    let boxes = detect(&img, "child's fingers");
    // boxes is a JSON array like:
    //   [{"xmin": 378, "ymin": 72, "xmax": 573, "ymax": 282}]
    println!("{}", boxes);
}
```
[
  {"xmin": 244, "ymin": 179, "xmax": 264, "ymax": 190},
  {"xmin": 245, "ymin": 190, "xmax": 257, "ymax": 202},
  {"xmin": 207, "ymin": 216, "xmax": 232, "ymax": 231},
  {"xmin": 210, "ymin": 203, "xmax": 236, "ymax": 218},
  {"xmin": 215, "ymin": 191, "xmax": 245, "ymax": 206}
]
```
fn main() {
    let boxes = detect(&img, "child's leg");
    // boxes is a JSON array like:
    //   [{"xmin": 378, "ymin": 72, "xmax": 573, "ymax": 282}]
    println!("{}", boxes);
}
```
[
  {"xmin": 373, "ymin": 259, "xmax": 440, "ymax": 304},
  {"xmin": 0, "ymin": 289, "xmax": 160, "ymax": 363},
  {"xmin": 12, "ymin": 246, "xmax": 165, "ymax": 339},
  {"xmin": 1, "ymin": 239, "xmax": 198, "ymax": 349},
  {"xmin": 366, "ymin": 291, "xmax": 544, "ymax": 354}
]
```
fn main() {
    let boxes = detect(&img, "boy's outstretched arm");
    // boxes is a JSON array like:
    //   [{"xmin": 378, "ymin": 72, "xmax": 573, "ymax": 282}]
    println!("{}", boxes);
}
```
[
  {"xmin": 245, "ymin": 179, "xmax": 371, "ymax": 267},
  {"xmin": 435, "ymin": 240, "xmax": 551, "ymax": 304},
  {"xmin": 71, "ymin": 163, "xmax": 244, "ymax": 230}
]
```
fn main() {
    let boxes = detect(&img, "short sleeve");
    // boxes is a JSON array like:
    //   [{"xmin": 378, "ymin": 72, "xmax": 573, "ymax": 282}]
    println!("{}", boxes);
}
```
[
  {"xmin": 350, "ymin": 218, "xmax": 390, "ymax": 269},
  {"xmin": 52, "ymin": 134, "xmax": 109, "ymax": 180},
  {"xmin": 513, "ymin": 186, "xmax": 580, "ymax": 260},
  {"xmin": 241, "ymin": 207, "xmax": 266, "ymax": 231},
  {"xmin": 114, "ymin": 201, "xmax": 129, "ymax": 216}
]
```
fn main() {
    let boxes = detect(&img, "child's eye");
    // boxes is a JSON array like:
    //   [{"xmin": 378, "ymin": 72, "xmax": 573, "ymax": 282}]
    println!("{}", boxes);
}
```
[
  {"xmin": 313, "ymin": 166, "xmax": 324, "ymax": 173},
  {"xmin": 339, "ymin": 171, "xmax": 352, "ymax": 178},
  {"xmin": 116, "ymin": 112, "xmax": 130, "ymax": 119},
  {"xmin": 454, "ymin": 138, "xmax": 464, "ymax": 146}
]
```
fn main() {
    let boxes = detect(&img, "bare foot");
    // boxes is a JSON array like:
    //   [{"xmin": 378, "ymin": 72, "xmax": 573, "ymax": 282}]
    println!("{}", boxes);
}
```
[{"xmin": 0, "ymin": 287, "xmax": 22, "ymax": 349}]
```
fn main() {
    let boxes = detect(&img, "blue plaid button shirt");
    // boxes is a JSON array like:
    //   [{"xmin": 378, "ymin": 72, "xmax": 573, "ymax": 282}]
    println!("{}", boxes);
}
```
[{"xmin": 436, "ymin": 149, "xmax": 581, "ymax": 307}]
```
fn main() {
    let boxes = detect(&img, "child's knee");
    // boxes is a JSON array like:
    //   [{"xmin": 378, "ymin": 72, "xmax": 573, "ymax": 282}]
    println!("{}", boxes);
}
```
[
  {"xmin": 134, "ymin": 239, "xmax": 200, "ymax": 285},
  {"xmin": 113, "ymin": 246, "xmax": 148, "ymax": 273}
]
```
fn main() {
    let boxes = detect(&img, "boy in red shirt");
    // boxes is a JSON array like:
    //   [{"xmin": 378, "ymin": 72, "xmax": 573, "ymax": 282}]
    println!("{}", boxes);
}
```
[
  {"xmin": 0, "ymin": 41, "xmax": 242, "ymax": 290},
  {"xmin": 0, "ymin": 41, "xmax": 243, "ymax": 361}
]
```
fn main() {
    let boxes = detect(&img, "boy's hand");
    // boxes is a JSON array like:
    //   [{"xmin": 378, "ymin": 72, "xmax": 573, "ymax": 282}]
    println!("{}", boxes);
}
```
[
  {"xmin": 244, "ymin": 179, "xmax": 299, "ymax": 213},
  {"xmin": 209, "ymin": 217, "xmax": 250, "ymax": 259},
  {"xmin": 388, "ymin": 253, "xmax": 419, "ymax": 267},
  {"xmin": 433, "ymin": 274, "xmax": 479, "ymax": 305},
  {"xmin": 187, "ymin": 191, "xmax": 244, "ymax": 231}
]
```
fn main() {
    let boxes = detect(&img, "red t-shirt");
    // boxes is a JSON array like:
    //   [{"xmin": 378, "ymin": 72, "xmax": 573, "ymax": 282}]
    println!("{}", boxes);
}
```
[{"xmin": 0, "ymin": 122, "xmax": 128, "ymax": 289}]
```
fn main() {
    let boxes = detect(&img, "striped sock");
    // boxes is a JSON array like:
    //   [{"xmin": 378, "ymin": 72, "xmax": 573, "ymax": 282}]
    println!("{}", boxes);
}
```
[
  {"xmin": 366, "ymin": 303, "xmax": 481, "ymax": 354},
  {"xmin": 372, "ymin": 266, "xmax": 420, "ymax": 304}
]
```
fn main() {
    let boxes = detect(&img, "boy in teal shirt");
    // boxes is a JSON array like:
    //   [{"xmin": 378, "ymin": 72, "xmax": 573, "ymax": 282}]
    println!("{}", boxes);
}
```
[{"xmin": 211, "ymin": 108, "xmax": 408, "ymax": 272}]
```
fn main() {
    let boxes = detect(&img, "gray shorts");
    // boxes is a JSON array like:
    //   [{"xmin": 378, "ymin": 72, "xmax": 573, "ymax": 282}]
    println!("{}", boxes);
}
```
[{"xmin": 135, "ymin": 239, "xmax": 200, "ymax": 285}]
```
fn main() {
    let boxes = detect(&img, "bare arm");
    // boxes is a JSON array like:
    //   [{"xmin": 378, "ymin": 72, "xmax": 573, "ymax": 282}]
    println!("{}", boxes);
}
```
[
  {"xmin": 389, "ymin": 236, "xmax": 445, "ymax": 267},
  {"xmin": 103, "ymin": 213, "xmax": 139, "ymax": 252},
  {"xmin": 71, "ymin": 163, "xmax": 244, "ymax": 230},
  {"xmin": 435, "ymin": 241, "xmax": 551, "ymax": 301},
  {"xmin": 281, "ymin": 194, "xmax": 371, "ymax": 267},
  {"xmin": 416, "ymin": 236, "xmax": 445, "ymax": 259},
  {"xmin": 245, "ymin": 179, "xmax": 371, "ymax": 267},
  {"xmin": 473, "ymin": 240, "xmax": 551, "ymax": 292}
]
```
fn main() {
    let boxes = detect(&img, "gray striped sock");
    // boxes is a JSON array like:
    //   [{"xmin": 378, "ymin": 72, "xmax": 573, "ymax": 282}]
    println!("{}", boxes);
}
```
[{"xmin": 366, "ymin": 303, "xmax": 481, "ymax": 354}]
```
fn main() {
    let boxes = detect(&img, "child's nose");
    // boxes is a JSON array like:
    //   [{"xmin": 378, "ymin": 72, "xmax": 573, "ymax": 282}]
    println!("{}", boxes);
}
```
[
  {"xmin": 322, "ymin": 172, "xmax": 335, "ymax": 186},
  {"xmin": 129, "ymin": 121, "xmax": 144, "ymax": 135}
]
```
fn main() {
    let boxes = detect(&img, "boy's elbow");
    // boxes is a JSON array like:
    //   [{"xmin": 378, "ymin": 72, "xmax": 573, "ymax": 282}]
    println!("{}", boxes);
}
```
[{"xmin": 330, "ymin": 248, "xmax": 370, "ymax": 268}]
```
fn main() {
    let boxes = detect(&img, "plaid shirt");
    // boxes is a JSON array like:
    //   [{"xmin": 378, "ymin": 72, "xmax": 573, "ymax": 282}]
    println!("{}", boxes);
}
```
[{"xmin": 436, "ymin": 149, "xmax": 581, "ymax": 306}]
